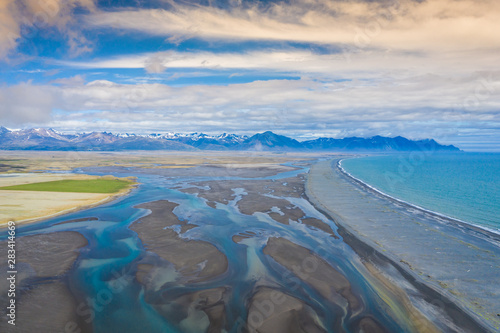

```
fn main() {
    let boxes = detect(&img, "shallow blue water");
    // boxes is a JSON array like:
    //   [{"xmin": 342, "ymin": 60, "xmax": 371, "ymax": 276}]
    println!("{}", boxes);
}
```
[
  {"xmin": 5, "ymin": 164, "xmax": 421, "ymax": 332},
  {"xmin": 341, "ymin": 153, "xmax": 500, "ymax": 232}
]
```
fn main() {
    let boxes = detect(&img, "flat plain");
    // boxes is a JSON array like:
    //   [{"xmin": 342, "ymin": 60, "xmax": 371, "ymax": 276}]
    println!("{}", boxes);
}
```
[
  {"xmin": 0, "ymin": 171, "xmax": 135, "ymax": 226},
  {"xmin": 0, "ymin": 150, "xmax": 495, "ymax": 333}
]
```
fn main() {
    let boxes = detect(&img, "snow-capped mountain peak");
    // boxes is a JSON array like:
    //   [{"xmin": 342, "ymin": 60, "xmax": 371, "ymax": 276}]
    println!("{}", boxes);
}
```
[{"xmin": 0, "ymin": 127, "xmax": 460, "ymax": 152}]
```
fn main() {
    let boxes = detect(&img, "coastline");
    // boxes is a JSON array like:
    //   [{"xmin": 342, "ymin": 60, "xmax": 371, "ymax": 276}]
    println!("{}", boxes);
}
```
[
  {"xmin": 304, "ymin": 197, "xmax": 489, "ymax": 333},
  {"xmin": 305, "ymin": 158, "xmax": 500, "ymax": 332},
  {"xmin": 338, "ymin": 157, "xmax": 500, "ymax": 238},
  {"xmin": 2, "ymin": 154, "xmax": 497, "ymax": 331}
]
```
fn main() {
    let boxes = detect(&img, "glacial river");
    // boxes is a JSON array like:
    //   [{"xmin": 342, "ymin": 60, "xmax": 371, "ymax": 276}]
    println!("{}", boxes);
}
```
[{"xmin": 9, "ymin": 163, "xmax": 434, "ymax": 332}]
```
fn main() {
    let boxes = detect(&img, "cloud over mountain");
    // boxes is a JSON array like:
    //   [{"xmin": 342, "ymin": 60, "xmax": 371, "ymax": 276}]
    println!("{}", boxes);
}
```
[{"xmin": 1, "ymin": 0, "xmax": 499, "ymax": 151}]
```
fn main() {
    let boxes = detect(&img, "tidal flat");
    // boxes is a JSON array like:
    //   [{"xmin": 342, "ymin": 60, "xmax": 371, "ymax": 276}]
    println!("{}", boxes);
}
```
[
  {"xmin": 0, "ymin": 151, "xmax": 495, "ymax": 332},
  {"xmin": 0, "ymin": 231, "xmax": 91, "ymax": 332}
]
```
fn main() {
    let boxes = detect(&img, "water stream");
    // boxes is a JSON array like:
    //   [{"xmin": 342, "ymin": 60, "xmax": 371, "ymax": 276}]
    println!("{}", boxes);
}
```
[{"xmin": 10, "ymin": 163, "xmax": 416, "ymax": 332}]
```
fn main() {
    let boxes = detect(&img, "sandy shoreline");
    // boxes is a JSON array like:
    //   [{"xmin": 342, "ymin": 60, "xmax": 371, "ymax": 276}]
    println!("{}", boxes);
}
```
[
  {"xmin": 306, "ymin": 158, "xmax": 499, "ymax": 332},
  {"xmin": 0, "ymin": 174, "xmax": 137, "ymax": 228}
]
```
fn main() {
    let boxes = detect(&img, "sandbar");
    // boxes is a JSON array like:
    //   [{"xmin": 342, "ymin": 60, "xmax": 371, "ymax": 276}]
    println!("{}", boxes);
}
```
[
  {"xmin": 0, "ymin": 231, "xmax": 90, "ymax": 332},
  {"xmin": 247, "ymin": 287, "xmax": 326, "ymax": 333},
  {"xmin": 181, "ymin": 175, "xmax": 337, "ymax": 236},
  {"xmin": 131, "ymin": 200, "xmax": 228, "ymax": 283}
]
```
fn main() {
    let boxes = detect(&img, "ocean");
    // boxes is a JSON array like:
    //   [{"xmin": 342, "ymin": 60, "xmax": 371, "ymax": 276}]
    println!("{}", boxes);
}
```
[{"xmin": 340, "ymin": 152, "xmax": 500, "ymax": 233}]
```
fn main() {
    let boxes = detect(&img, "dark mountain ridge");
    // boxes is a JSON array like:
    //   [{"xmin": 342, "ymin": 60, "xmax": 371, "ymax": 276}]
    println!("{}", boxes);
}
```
[{"xmin": 0, "ymin": 127, "xmax": 460, "ymax": 152}]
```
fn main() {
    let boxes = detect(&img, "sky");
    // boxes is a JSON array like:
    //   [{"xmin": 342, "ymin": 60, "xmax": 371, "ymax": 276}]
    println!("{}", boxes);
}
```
[{"xmin": 0, "ymin": 0, "xmax": 499, "ymax": 151}]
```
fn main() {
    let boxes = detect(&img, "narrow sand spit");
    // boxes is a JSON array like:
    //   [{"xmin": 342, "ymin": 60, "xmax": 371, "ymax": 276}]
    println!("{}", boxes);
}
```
[{"xmin": 306, "ymin": 159, "xmax": 500, "ymax": 332}]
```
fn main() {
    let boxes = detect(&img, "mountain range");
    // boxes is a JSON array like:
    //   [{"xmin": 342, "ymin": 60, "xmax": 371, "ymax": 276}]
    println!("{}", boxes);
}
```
[{"xmin": 0, "ymin": 127, "xmax": 460, "ymax": 152}]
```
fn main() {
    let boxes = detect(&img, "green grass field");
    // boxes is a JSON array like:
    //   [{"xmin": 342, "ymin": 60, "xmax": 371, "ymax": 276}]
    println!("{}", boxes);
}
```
[{"xmin": 0, "ymin": 178, "xmax": 132, "ymax": 193}]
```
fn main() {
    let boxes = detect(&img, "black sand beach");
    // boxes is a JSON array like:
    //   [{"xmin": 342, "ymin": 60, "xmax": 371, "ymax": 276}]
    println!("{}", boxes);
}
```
[{"xmin": 306, "ymin": 158, "xmax": 500, "ymax": 332}]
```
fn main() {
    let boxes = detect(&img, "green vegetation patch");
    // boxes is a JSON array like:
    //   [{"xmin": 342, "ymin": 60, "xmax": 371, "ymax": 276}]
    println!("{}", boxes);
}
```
[{"xmin": 0, "ymin": 178, "xmax": 132, "ymax": 194}]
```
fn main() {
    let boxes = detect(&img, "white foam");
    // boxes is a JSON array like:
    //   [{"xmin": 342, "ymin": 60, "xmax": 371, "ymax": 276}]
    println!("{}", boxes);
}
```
[{"xmin": 338, "ymin": 158, "xmax": 500, "ymax": 237}]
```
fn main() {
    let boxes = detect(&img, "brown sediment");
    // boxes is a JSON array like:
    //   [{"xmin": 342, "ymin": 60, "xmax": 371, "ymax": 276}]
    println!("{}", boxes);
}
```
[
  {"xmin": 300, "ymin": 217, "xmax": 338, "ymax": 238},
  {"xmin": 182, "ymin": 175, "xmax": 335, "ymax": 230},
  {"xmin": 180, "ymin": 184, "xmax": 235, "ymax": 208},
  {"xmin": 1, "ymin": 231, "xmax": 87, "ymax": 277},
  {"xmin": 172, "ymin": 287, "xmax": 228, "ymax": 333},
  {"xmin": 141, "ymin": 286, "xmax": 230, "ymax": 332},
  {"xmin": 232, "ymin": 231, "xmax": 257, "ymax": 243},
  {"xmin": 353, "ymin": 317, "xmax": 387, "ymax": 333},
  {"xmin": 180, "ymin": 224, "xmax": 198, "ymax": 233},
  {"xmin": 247, "ymin": 287, "xmax": 326, "ymax": 333},
  {"xmin": 0, "ymin": 281, "xmax": 92, "ymax": 333},
  {"xmin": 179, "ymin": 175, "xmax": 307, "ymax": 208},
  {"xmin": 131, "ymin": 201, "xmax": 231, "ymax": 330},
  {"xmin": 183, "ymin": 175, "xmax": 339, "ymax": 237},
  {"xmin": 263, "ymin": 237, "xmax": 360, "ymax": 312},
  {"xmin": 0, "ymin": 231, "xmax": 90, "ymax": 332},
  {"xmin": 238, "ymin": 193, "xmax": 305, "ymax": 225},
  {"xmin": 135, "ymin": 263, "xmax": 155, "ymax": 285},
  {"xmin": 134, "ymin": 200, "xmax": 182, "ymax": 227},
  {"xmin": 131, "ymin": 200, "xmax": 228, "ymax": 282},
  {"xmin": 196, "ymin": 164, "xmax": 299, "ymax": 179},
  {"xmin": 136, "ymin": 260, "xmax": 229, "ymax": 333},
  {"xmin": 135, "ymin": 262, "xmax": 229, "ymax": 332},
  {"xmin": 55, "ymin": 216, "xmax": 99, "ymax": 225}
]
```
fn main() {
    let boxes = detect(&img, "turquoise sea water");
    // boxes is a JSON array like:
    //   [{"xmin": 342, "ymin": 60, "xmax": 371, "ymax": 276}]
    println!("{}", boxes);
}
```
[{"xmin": 340, "ymin": 153, "xmax": 500, "ymax": 233}]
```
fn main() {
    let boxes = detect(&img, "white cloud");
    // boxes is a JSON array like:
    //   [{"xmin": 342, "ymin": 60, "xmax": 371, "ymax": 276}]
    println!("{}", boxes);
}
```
[
  {"xmin": 0, "ymin": 82, "xmax": 54, "ymax": 125},
  {"xmin": 1, "ymin": 75, "xmax": 499, "ymax": 149},
  {"xmin": 56, "ymin": 48, "xmax": 499, "ymax": 81},
  {"xmin": 85, "ymin": 0, "xmax": 500, "ymax": 53},
  {"xmin": 0, "ymin": 0, "xmax": 96, "ymax": 60},
  {"xmin": 50, "ymin": 74, "xmax": 86, "ymax": 86},
  {"xmin": 2, "ymin": 0, "xmax": 499, "ymax": 149}
]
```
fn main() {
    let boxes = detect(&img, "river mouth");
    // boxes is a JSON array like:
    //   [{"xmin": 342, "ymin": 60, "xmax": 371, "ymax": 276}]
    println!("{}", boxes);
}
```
[{"xmin": 0, "ymin": 158, "xmax": 476, "ymax": 332}]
